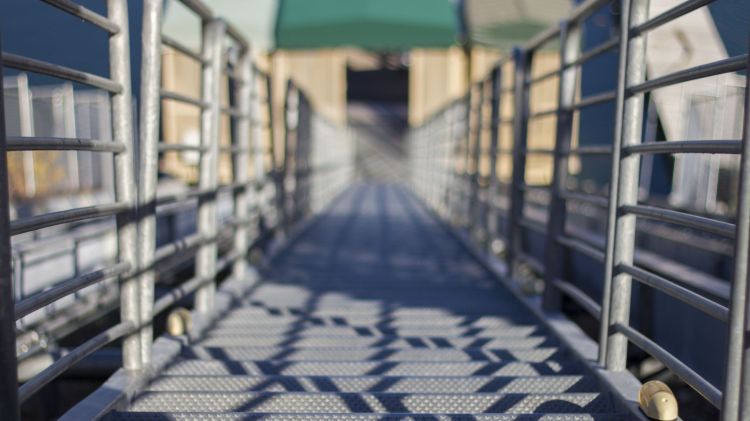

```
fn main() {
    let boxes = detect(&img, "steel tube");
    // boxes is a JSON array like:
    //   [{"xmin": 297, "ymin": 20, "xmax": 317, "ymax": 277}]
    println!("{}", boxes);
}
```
[
  {"xmin": 622, "ymin": 204, "xmax": 735, "ymax": 238},
  {"xmin": 507, "ymin": 47, "xmax": 531, "ymax": 279},
  {"xmin": 722, "ymin": 43, "xmax": 750, "ymax": 421},
  {"xmin": 14, "ymin": 263, "xmax": 131, "ymax": 320},
  {"xmin": 10, "ymin": 203, "xmax": 128, "ymax": 236},
  {"xmin": 160, "ymin": 89, "xmax": 209, "ymax": 108},
  {"xmin": 1, "ymin": 53, "xmax": 122, "ymax": 93},
  {"xmin": 569, "ymin": 90, "xmax": 616, "ymax": 110},
  {"xmin": 0, "ymin": 31, "xmax": 20, "ymax": 421},
  {"xmin": 108, "ymin": 0, "xmax": 141, "ymax": 371},
  {"xmin": 557, "ymin": 235, "xmax": 605, "ymax": 262},
  {"xmin": 630, "ymin": 0, "xmax": 715, "ymax": 36},
  {"xmin": 552, "ymin": 278, "xmax": 602, "ymax": 319},
  {"xmin": 18, "ymin": 321, "xmax": 136, "ymax": 403},
  {"xmin": 629, "ymin": 55, "xmax": 747, "ymax": 95},
  {"xmin": 614, "ymin": 322, "xmax": 722, "ymax": 408},
  {"xmin": 566, "ymin": 38, "xmax": 620, "ymax": 69},
  {"xmin": 231, "ymin": 48, "xmax": 252, "ymax": 280},
  {"xmin": 486, "ymin": 66, "xmax": 502, "ymax": 253},
  {"xmin": 194, "ymin": 18, "xmax": 225, "ymax": 314},
  {"xmin": 40, "ymin": 0, "xmax": 120, "ymax": 34},
  {"xmin": 136, "ymin": 0, "xmax": 163, "ymax": 367},
  {"xmin": 619, "ymin": 264, "xmax": 729, "ymax": 322},
  {"xmin": 6, "ymin": 137, "xmax": 125, "ymax": 153},
  {"xmin": 600, "ymin": 0, "xmax": 646, "ymax": 369},
  {"xmin": 624, "ymin": 139, "xmax": 742, "ymax": 155},
  {"xmin": 161, "ymin": 35, "xmax": 205, "ymax": 63}
]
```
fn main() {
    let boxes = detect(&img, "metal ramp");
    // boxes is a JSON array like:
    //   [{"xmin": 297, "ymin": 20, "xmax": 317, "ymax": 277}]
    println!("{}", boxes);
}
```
[{"xmin": 108, "ymin": 184, "xmax": 624, "ymax": 419}]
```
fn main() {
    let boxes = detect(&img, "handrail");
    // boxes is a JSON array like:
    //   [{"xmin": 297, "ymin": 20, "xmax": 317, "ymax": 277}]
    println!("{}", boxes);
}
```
[
  {"xmin": 0, "ymin": 0, "xmax": 353, "ymax": 418},
  {"xmin": 409, "ymin": 0, "xmax": 750, "ymax": 419}
]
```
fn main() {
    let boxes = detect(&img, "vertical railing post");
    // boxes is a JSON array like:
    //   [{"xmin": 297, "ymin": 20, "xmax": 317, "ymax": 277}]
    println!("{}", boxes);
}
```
[
  {"xmin": 462, "ymin": 91, "xmax": 472, "ymax": 227},
  {"xmin": 231, "ymin": 48, "xmax": 253, "ymax": 280},
  {"xmin": 470, "ymin": 82, "xmax": 484, "ymax": 237},
  {"xmin": 722, "ymin": 44, "xmax": 750, "ymax": 421},
  {"xmin": 507, "ymin": 46, "xmax": 530, "ymax": 279},
  {"xmin": 486, "ymin": 66, "xmax": 502, "ymax": 253},
  {"xmin": 281, "ymin": 81, "xmax": 298, "ymax": 234},
  {"xmin": 195, "ymin": 18, "xmax": 226, "ymax": 315},
  {"xmin": 250, "ymin": 68, "xmax": 265, "ymax": 248},
  {"xmin": 600, "ymin": 0, "xmax": 648, "ymax": 370},
  {"xmin": 543, "ymin": 21, "xmax": 580, "ymax": 312},
  {"xmin": 445, "ymin": 104, "xmax": 454, "ymax": 220},
  {"xmin": 136, "ymin": 0, "xmax": 164, "ymax": 366},
  {"xmin": 0, "ymin": 33, "xmax": 21, "ymax": 421},
  {"xmin": 109, "ymin": 0, "xmax": 141, "ymax": 370}
]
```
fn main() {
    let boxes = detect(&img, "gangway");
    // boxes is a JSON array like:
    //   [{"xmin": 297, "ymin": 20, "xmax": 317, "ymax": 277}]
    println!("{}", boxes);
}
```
[{"xmin": 0, "ymin": 0, "xmax": 749, "ymax": 420}]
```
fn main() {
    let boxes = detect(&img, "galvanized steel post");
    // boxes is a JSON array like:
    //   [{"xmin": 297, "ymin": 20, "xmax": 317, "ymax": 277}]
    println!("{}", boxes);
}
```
[
  {"xmin": 137, "ymin": 0, "xmax": 164, "ymax": 366},
  {"xmin": 722, "ymin": 41, "xmax": 750, "ymax": 421},
  {"xmin": 542, "ymin": 21, "xmax": 579, "ymax": 312},
  {"xmin": 470, "ymin": 82, "xmax": 484, "ymax": 236},
  {"xmin": 0, "ymin": 33, "xmax": 21, "ymax": 421},
  {"xmin": 195, "ymin": 18, "xmax": 226, "ymax": 315},
  {"xmin": 109, "ymin": 0, "xmax": 142, "ymax": 370},
  {"xmin": 231, "ymin": 49, "xmax": 253, "ymax": 280},
  {"xmin": 486, "ymin": 67, "xmax": 502, "ymax": 253},
  {"xmin": 602, "ymin": 0, "xmax": 648, "ymax": 370},
  {"xmin": 507, "ymin": 46, "xmax": 530, "ymax": 279}
]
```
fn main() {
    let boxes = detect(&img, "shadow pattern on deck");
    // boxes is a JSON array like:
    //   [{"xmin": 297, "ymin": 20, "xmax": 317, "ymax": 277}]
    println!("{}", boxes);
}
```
[{"xmin": 110, "ymin": 184, "xmax": 624, "ymax": 420}]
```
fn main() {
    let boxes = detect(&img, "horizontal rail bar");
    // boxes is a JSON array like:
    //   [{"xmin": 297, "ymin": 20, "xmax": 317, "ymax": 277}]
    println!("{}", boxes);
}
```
[
  {"xmin": 160, "ymin": 89, "xmax": 209, "ymax": 108},
  {"xmin": 552, "ymin": 278, "xmax": 601, "ymax": 319},
  {"xmin": 158, "ymin": 143, "xmax": 206, "ymax": 153},
  {"xmin": 156, "ymin": 188, "xmax": 216, "ymax": 207},
  {"xmin": 619, "ymin": 264, "xmax": 729, "ymax": 322},
  {"xmin": 613, "ymin": 322, "xmax": 722, "ymax": 408},
  {"xmin": 524, "ymin": 148, "xmax": 554, "ymax": 155},
  {"xmin": 153, "ymin": 275, "xmax": 210, "ymax": 316},
  {"xmin": 18, "ymin": 321, "xmax": 135, "ymax": 403},
  {"xmin": 41, "ymin": 0, "xmax": 120, "ymax": 34},
  {"xmin": 569, "ymin": 90, "xmax": 616, "ymax": 110},
  {"xmin": 624, "ymin": 140, "xmax": 742, "ymax": 155},
  {"xmin": 567, "ymin": 37, "xmax": 620, "ymax": 68},
  {"xmin": 14, "ymin": 262, "xmax": 131, "ymax": 319},
  {"xmin": 519, "ymin": 216, "xmax": 547, "ymax": 234},
  {"xmin": 529, "ymin": 108, "xmax": 558, "ymax": 119},
  {"xmin": 556, "ymin": 234, "xmax": 605, "ymax": 262},
  {"xmin": 520, "ymin": 184, "xmax": 551, "ymax": 194},
  {"xmin": 176, "ymin": 0, "xmax": 213, "ymax": 20},
  {"xmin": 631, "ymin": 0, "xmax": 714, "ymax": 36},
  {"xmin": 2, "ymin": 53, "xmax": 122, "ymax": 93},
  {"xmin": 6, "ymin": 137, "xmax": 124, "ymax": 153},
  {"xmin": 629, "ymin": 55, "xmax": 747, "ymax": 95},
  {"xmin": 161, "ymin": 35, "xmax": 205, "ymax": 63},
  {"xmin": 622, "ymin": 204, "xmax": 735, "ymax": 238},
  {"xmin": 225, "ymin": 21, "xmax": 249, "ymax": 50},
  {"xmin": 523, "ymin": 25, "xmax": 561, "ymax": 51},
  {"xmin": 559, "ymin": 190, "xmax": 609, "ymax": 208},
  {"xmin": 563, "ymin": 145, "xmax": 613, "ymax": 156},
  {"xmin": 153, "ymin": 233, "xmax": 210, "ymax": 264},
  {"xmin": 527, "ymin": 68, "xmax": 560, "ymax": 85},
  {"xmin": 11, "ymin": 203, "xmax": 129, "ymax": 236}
]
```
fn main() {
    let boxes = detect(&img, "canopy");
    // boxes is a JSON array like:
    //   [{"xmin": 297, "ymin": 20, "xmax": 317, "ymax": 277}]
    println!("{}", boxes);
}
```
[{"xmin": 275, "ymin": 0, "xmax": 458, "ymax": 50}]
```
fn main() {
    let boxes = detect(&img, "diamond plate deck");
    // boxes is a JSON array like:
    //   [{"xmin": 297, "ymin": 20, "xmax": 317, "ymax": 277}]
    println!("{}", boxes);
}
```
[{"xmin": 117, "ymin": 184, "xmax": 622, "ymax": 418}]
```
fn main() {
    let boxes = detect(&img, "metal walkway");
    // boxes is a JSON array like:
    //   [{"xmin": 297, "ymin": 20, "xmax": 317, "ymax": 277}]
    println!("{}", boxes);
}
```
[{"xmin": 109, "ymin": 184, "xmax": 622, "ymax": 419}]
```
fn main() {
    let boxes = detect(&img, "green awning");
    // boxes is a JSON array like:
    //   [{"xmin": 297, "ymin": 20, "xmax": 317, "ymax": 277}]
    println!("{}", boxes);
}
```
[{"xmin": 275, "ymin": 0, "xmax": 458, "ymax": 50}]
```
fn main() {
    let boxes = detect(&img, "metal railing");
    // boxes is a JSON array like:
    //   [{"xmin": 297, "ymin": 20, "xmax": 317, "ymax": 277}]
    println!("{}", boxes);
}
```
[
  {"xmin": 0, "ymin": 0, "xmax": 352, "ymax": 418},
  {"xmin": 410, "ymin": 0, "xmax": 750, "ymax": 419}
]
